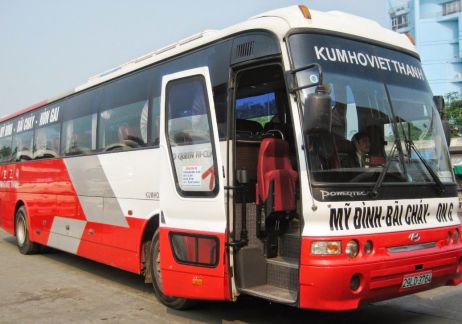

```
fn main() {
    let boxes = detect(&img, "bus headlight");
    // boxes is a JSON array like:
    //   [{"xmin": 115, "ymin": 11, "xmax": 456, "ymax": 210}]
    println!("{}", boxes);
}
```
[
  {"xmin": 311, "ymin": 241, "xmax": 341, "ymax": 255},
  {"xmin": 345, "ymin": 240, "xmax": 359, "ymax": 258}
]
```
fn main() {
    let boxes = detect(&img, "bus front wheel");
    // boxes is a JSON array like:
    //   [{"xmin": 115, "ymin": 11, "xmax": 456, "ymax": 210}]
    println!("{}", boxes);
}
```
[
  {"xmin": 15, "ymin": 206, "xmax": 40, "ymax": 255},
  {"xmin": 150, "ymin": 229, "xmax": 195, "ymax": 310}
]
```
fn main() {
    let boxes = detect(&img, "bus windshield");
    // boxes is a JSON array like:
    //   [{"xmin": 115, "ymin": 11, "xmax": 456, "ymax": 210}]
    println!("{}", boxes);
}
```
[{"xmin": 288, "ymin": 33, "xmax": 454, "ymax": 186}]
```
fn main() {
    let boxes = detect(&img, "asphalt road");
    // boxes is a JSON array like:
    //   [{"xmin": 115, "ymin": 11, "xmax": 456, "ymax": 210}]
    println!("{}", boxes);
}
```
[{"xmin": 1, "ymin": 228, "xmax": 462, "ymax": 324}]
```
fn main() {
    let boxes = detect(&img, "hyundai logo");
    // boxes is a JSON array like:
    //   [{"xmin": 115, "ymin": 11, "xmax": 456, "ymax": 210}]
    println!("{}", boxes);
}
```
[{"xmin": 409, "ymin": 232, "xmax": 421, "ymax": 242}]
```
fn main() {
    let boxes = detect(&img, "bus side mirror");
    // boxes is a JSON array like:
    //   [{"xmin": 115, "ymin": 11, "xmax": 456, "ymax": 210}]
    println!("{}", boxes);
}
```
[
  {"xmin": 304, "ymin": 84, "xmax": 332, "ymax": 134},
  {"xmin": 441, "ymin": 120, "xmax": 451, "ymax": 147},
  {"xmin": 433, "ymin": 95, "xmax": 444, "ymax": 115},
  {"xmin": 433, "ymin": 96, "xmax": 450, "ymax": 147}
]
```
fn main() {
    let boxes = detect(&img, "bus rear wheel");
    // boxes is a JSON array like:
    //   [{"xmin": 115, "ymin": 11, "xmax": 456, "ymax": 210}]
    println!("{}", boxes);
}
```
[
  {"xmin": 15, "ymin": 206, "xmax": 40, "ymax": 255},
  {"xmin": 151, "ymin": 229, "xmax": 195, "ymax": 310}
]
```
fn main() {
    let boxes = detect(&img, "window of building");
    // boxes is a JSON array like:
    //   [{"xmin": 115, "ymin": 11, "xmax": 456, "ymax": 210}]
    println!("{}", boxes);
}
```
[
  {"xmin": 443, "ymin": 0, "xmax": 462, "ymax": 15},
  {"xmin": 391, "ymin": 14, "xmax": 408, "ymax": 30}
]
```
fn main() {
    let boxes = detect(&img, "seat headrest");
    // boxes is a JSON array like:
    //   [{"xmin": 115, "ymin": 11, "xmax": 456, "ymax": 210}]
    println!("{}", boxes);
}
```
[{"xmin": 260, "ymin": 138, "xmax": 289, "ymax": 158}]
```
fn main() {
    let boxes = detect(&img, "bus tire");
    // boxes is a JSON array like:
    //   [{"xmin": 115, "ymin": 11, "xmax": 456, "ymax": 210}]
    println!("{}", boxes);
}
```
[
  {"xmin": 15, "ymin": 206, "xmax": 40, "ymax": 255},
  {"xmin": 151, "ymin": 229, "xmax": 195, "ymax": 310}
]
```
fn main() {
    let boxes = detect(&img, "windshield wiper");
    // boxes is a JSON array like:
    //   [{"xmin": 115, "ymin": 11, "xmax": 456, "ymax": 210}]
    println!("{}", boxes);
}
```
[
  {"xmin": 369, "ymin": 139, "xmax": 398, "ymax": 198},
  {"xmin": 406, "ymin": 139, "xmax": 445, "ymax": 194},
  {"xmin": 383, "ymin": 84, "xmax": 409, "ymax": 184}
]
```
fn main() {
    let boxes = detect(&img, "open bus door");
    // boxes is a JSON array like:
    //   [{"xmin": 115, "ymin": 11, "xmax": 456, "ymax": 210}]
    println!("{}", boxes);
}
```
[{"xmin": 158, "ymin": 67, "xmax": 228, "ymax": 300}]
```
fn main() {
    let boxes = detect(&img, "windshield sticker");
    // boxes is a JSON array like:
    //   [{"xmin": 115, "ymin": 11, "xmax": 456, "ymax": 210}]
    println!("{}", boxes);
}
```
[
  {"xmin": 314, "ymin": 46, "xmax": 425, "ymax": 81},
  {"xmin": 321, "ymin": 190, "xmax": 367, "ymax": 200},
  {"xmin": 329, "ymin": 202, "xmax": 453, "ymax": 231},
  {"xmin": 182, "ymin": 165, "xmax": 202, "ymax": 187}
]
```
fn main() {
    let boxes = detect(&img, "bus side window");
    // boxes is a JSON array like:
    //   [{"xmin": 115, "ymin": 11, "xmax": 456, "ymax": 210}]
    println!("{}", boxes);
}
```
[
  {"xmin": 0, "ymin": 135, "xmax": 12, "ymax": 162},
  {"xmin": 61, "ymin": 88, "xmax": 100, "ymax": 156},
  {"xmin": 34, "ymin": 124, "xmax": 60, "ymax": 159},
  {"xmin": 98, "ymin": 100, "xmax": 148, "ymax": 151},
  {"xmin": 98, "ymin": 68, "xmax": 151, "ymax": 152},
  {"xmin": 62, "ymin": 114, "xmax": 96, "ymax": 156},
  {"xmin": 166, "ymin": 75, "xmax": 217, "ymax": 195},
  {"xmin": 213, "ymin": 84, "xmax": 227, "ymax": 139},
  {"xmin": 12, "ymin": 130, "xmax": 33, "ymax": 161},
  {"xmin": 151, "ymin": 96, "xmax": 160, "ymax": 146},
  {"xmin": 167, "ymin": 76, "xmax": 211, "ymax": 146}
]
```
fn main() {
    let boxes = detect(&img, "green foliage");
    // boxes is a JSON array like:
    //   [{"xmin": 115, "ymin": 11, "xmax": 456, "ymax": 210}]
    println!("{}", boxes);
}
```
[{"xmin": 444, "ymin": 92, "xmax": 462, "ymax": 137}]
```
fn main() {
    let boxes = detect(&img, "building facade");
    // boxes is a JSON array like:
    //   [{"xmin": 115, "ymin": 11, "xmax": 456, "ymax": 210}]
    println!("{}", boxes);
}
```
[{"xmin": 389, "ymin": 0, "xmax": 462, "ymax": 97}]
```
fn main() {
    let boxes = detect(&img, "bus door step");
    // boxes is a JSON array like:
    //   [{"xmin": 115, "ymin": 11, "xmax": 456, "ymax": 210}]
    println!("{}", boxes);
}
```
[{"xmin": 239, "ymin": 284, "xmax": 297, "ymax": 304}]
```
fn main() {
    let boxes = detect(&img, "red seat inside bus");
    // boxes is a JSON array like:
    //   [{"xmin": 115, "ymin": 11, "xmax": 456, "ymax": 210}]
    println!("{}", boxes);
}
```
[{"xmin": 256, "ymin": 137, "xmax": 298, "ymax": 212}]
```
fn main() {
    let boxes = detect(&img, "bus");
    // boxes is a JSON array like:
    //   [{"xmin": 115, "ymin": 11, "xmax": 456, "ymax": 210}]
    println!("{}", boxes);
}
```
[{"xmin": 0, "ymin": 5, "xmax": 461, "ymax": 311}]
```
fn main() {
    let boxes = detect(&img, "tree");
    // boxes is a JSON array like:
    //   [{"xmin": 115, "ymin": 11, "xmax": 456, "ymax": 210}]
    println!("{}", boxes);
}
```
[{"xmin": 444, "ymin": 92, "xmax": 462, "ymax": 137}]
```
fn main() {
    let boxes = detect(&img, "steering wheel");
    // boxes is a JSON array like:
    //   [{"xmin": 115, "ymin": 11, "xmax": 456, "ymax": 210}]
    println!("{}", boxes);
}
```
[{"xmin": 350, "ymin": 171, "xmax": 376, "ymax": 183}]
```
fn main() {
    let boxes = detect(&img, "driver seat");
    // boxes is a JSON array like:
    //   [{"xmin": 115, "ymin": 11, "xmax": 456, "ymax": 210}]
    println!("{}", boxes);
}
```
[
  {"xmin": 256, "ymin": 137, "xmax": 298, "ymax": 257},
  {"xmin": 256, "ymin": 137, "xmax": 298, "ymax": 211}
]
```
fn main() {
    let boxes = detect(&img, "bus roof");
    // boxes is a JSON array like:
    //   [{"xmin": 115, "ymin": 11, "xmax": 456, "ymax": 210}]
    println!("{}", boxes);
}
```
[{"xmin": 2, "ymin": 5, "xmax": 416, "ymax": 122}]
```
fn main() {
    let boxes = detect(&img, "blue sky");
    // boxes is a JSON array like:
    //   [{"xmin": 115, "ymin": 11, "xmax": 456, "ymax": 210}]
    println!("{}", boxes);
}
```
[{"xmin": 0, "ymin": 0, "xmax": 389, "ymax": 117}]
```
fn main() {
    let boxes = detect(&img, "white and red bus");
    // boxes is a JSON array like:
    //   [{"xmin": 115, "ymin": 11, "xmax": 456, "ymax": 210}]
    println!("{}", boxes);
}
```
[{"xmin": 1, "ymin": 5, "xmax": 461, "ymax": 310}]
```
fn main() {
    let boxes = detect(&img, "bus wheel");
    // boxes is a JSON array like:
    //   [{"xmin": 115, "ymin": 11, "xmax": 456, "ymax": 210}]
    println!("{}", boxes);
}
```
[
  {"xmin": 15, "ymin": 206, "xmax": 39, "ymax": 255},
  {"xmin": 151, "ymin": 230, "xmax": 195, "ymax": 309}
]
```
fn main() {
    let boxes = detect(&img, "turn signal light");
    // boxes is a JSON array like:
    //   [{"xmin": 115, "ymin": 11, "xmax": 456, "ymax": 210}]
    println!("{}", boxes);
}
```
[
  {"xmin": 405, "ymin": 33, "xmax": 416, "ymax": 46},
  {"xmin": 311, "ymin": 241, "xmax": 341, "ymax": 255},
  {"xmin": 192, "ymin": 277, "xmax": 203, "ymax": 286}
]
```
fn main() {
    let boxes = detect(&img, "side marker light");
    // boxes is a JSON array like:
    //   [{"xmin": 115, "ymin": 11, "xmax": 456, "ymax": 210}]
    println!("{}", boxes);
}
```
[{"xmin": 298, "ymin": 5, "xmax": 312, "ymax": 19}]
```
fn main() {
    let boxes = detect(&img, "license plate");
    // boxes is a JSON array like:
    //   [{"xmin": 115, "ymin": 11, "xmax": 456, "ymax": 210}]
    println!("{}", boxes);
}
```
[{"xmin": 401, "ymin": 271, "xmax": 432, "ymax": 289}]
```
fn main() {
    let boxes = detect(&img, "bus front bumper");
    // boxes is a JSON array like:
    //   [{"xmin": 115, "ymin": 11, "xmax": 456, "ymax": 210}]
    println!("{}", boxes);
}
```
[{"xmin": 299, "ymin": 249, "xmax": 462, "ymax": 310}]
